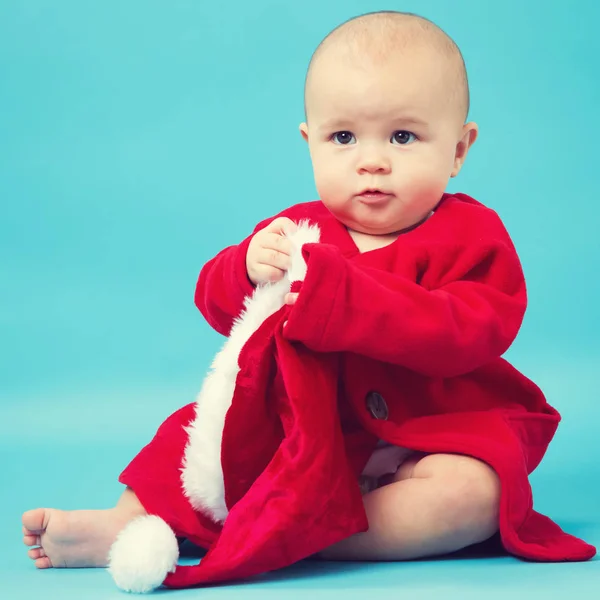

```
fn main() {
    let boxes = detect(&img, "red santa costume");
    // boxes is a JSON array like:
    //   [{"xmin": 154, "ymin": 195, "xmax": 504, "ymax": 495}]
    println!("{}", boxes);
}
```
[{"xmin": 107, "ymin": 192, "xmax": 596, "ymax": 593}]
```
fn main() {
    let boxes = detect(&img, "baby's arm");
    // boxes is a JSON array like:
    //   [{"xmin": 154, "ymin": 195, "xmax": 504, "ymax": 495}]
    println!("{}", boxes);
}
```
[
  {"xmin": 195, "ymin": 214, "xmax": 295, "ymax": 335},
  {"xmin": 283, "ymin": 233, "xmax": 526, "ymax": 379}
]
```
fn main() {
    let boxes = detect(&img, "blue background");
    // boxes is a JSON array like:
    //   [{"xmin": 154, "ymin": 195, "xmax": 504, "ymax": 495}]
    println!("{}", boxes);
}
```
[{"xmin": 2, "ymin": 0, "xmax": 599, "ymax": 597}]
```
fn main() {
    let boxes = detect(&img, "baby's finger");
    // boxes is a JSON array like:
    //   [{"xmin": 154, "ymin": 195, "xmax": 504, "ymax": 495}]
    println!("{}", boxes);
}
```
[
  {"xmin": 262, "ymin": 233, "xmax": 293, "ymax": 257},
  {"xmin": 253, "ymin": 264, "xmax": 286, "ymax": 283},
  {"xmin": 265, "ymin": 217, "xmax": 298, "ymax": 237},
  {"xmin": 257, "ymin": 248, "xmax": 291, "ymax": 271}
]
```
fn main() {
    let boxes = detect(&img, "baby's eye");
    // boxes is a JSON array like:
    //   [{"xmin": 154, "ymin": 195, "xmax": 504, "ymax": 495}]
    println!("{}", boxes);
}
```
[
  {"xmin": 391, "ymin": 130, "xmax": 417, "ymax": 145},
  {"xmin": 331, "ymin": 131, "xmax": 356, "ymax": 145}
]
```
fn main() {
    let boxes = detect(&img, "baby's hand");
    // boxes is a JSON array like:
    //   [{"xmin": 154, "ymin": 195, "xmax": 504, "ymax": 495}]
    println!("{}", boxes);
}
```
[{"xmin": 246, "ymin": 218, "xmax": 298, "ymax": 286}]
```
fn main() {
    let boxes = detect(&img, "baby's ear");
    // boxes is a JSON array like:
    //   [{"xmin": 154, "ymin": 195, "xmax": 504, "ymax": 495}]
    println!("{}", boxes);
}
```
[
  {"xmin": 299, "ymin": 123, "xmax": 309, "ymax": 142},
  {"xmin": 451, "ymin": 121, "xmax": 478, "ymax": 177}
]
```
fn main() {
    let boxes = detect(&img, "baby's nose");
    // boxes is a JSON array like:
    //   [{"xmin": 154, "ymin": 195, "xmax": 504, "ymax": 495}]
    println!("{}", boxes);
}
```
[{"xmin": 357, "ymin": 153, "xmax": 391, "ymax": 174}]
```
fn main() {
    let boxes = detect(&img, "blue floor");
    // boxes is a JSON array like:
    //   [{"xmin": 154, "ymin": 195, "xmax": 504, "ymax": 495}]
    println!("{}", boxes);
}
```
[{"xmin": 6, "ymin": 548, "xmax": 600, "ymax": 600}]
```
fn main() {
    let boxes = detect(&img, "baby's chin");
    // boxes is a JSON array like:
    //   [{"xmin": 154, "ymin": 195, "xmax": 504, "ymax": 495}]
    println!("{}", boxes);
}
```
[
  {"xmin": 344, "ymin": 221, "xmax": 403, "ymax": 237},
  {"xmin": 329, "ymin": 205, "xmax": 419, "ymax": 237},
  {"xmin": 342, "ymin": 208, "xmax": 434, "ymax": 237}
]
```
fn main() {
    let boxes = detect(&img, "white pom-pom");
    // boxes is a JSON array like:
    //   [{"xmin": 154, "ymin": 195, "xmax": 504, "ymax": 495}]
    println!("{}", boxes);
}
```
[{"xmin": 107, "ymin": 515, "xmax": 179, "ymax": 593}]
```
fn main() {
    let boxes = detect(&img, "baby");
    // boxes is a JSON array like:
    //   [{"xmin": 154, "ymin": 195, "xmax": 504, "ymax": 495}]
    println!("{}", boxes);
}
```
[{"xmin": 22, "ymin": 10, "xmax": 593, "ymax": 574}]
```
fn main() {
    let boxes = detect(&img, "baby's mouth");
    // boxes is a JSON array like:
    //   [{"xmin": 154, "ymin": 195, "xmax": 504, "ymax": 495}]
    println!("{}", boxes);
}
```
[{"xmin": 357, "ymin": 189, "xmax": 393, "ymax": 204}]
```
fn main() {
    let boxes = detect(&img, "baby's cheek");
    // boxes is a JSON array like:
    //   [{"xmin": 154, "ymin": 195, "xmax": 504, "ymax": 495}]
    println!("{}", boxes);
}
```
[
  {"xmin": 314, "ymin": 163, "xmax": 348, "ymax": 204},
  {"xmin": 409, "ymin": 164, "xmax": 447, "ymax": 199}
]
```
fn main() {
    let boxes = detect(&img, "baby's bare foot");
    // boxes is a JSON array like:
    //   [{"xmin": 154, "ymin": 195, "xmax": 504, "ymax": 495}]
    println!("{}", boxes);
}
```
[{"xmin": 22, "ymin": 506, "xmax": 144, "ymax": 569}]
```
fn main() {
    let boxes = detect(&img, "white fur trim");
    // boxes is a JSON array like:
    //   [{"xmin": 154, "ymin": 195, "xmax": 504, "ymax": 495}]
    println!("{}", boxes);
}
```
[
  {"xmin": 286, "ymin": 220, "xmax": 321, "ymax": 283},
  {"xmin": 107, "ymin": 515, "xmax": 179, "ymax": 594},
  {"xmin": 181, "ymin": 220, "xmax": 321, "ymax": 523}
]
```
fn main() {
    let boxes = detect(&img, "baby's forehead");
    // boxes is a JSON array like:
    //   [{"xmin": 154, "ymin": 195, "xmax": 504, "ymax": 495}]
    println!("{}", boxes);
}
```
[
  {"xmin": 317, "ymin": 38, "xmax": 452, "ymax": 81},
  {"xmin": 307, "ymin": 51, "xmax": 452, "ymax": 115},
  {"xmin": 304, "ymin": 15, "xmax": 469, "ymax": 123}
]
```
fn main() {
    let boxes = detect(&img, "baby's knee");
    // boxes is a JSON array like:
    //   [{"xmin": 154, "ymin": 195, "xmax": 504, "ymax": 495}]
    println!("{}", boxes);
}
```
[
  {"xmin": 421, "ymin": 455, "xmax": 501, "ymax": 539},
  {"xmin": 451, "ymin": 467, "xmax": 499, "ymax": 525}
]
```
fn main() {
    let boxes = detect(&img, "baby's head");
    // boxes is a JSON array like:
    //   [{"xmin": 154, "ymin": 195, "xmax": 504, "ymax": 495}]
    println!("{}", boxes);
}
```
[{"xmin": 300, "ymin": 11, "xmax": 478, "ymax": 236}]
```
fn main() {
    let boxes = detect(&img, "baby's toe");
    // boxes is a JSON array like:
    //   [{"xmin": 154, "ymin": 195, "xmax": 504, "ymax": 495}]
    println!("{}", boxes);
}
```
[
  {"xmin": 34, "ymin": 556, "xmax": 53, "ymax": 569},
  {"xmin": 22, "ymin": 508, "xmax": 47, "ymax": 535},
  {"xmin": 28, "ymin": 547, "xmax": 46, "ymax": 560},
  {"xmin": 23, "ymin": 534, "xmax": 40, "ymax": 547}
]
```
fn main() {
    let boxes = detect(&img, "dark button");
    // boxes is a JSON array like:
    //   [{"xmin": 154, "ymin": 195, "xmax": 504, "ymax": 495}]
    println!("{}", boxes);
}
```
[{"xmin": 366, "ymin": 391, "xmax": 388, "ymax": 420}]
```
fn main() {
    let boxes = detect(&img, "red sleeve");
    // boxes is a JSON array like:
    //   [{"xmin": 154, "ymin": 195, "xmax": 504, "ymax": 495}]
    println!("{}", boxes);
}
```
[
  {"xmin": 194, "ymin": 218, "xmax": 272, "ymax": 336},
  {"xmin": 282, "ymin": 236, "xmax": 527, "ymax": 379}
]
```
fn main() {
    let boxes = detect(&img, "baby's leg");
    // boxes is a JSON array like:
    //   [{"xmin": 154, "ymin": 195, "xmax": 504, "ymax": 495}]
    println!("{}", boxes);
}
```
[
  {"xmin": 22, "ymin": 487, "xmax": 146, "ymax": 568},
  {"xmin": 319, "ymin": 453, "xmax": 500, "ymax": 560}
]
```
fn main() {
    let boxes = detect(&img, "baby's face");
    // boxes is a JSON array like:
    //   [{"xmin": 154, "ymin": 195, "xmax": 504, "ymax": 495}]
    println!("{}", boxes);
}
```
[{"xmin": 300, "ymin": 46, "xmax": 477, "ymax": 236}]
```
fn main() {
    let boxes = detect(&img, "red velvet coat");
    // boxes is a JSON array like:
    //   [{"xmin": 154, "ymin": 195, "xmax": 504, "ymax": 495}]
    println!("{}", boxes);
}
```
[{"xmin": 119, "ymin": 192, "xmax": 595, "ymax": 589}]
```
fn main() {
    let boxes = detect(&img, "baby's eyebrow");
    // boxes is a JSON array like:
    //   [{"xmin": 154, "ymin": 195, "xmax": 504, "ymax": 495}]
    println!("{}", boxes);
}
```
[
  {"xmin": 319, "ymin": 115, "xmax": 428, "ymax": 130},
  {"xmin": 318, "ymin": 118, "xmax": 352, "ymax": 130},
  {"xmin": 390, "ymin": 116, "xmax": 429, "ymax": 127}
]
